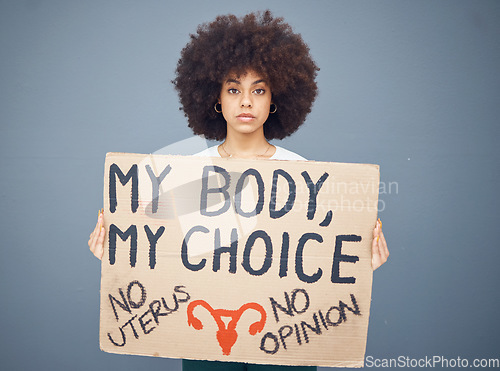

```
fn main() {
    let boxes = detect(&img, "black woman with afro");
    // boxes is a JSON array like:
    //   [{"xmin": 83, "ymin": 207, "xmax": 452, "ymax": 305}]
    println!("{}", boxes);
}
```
[
  {"xmin": 173, "ymin": 10, "xmax": 318, "ymax": 160},
  {"xmin": 88, "ymin": 9, "xmax": 389, "ymax": 371}
]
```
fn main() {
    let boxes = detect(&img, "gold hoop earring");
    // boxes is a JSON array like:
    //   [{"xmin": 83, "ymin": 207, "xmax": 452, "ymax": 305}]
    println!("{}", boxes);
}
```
[
  {"xmin": 214, "ymin": 102, "xmax": 222, "ymax": 114},
  {"xmin": 270, "ymin": 103, "xmax": 277, "ymax": 114}
]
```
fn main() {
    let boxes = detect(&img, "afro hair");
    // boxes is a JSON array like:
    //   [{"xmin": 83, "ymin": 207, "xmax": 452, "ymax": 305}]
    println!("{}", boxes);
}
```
[{"xmin": 173, "ymin": 10, "xmax": 319, "ymax": 141}]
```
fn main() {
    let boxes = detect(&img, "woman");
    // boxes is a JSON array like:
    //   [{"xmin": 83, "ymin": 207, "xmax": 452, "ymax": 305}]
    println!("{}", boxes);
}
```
[{"xmin": 89, "ymin": 10, "xmax": 389, "ymax": 370}]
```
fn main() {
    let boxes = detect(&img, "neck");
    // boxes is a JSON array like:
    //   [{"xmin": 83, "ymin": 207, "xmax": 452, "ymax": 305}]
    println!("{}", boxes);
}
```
[{"xmin": 220, "ymin": 128, "xmax": 274, "ymax": 158}]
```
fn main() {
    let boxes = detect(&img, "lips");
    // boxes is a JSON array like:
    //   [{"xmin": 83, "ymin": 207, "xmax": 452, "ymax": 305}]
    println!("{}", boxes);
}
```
[{"xmin": 237, "ymin": 113, "xmax": 255, "ymax": 122}]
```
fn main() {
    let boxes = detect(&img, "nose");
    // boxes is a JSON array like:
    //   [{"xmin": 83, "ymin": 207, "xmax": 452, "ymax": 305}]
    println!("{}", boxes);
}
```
[{"xmin": 240, "ymin": 91, "xmax": 252, "ymax": 108}]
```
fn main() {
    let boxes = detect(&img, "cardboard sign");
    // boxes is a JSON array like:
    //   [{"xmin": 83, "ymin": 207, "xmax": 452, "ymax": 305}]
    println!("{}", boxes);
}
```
[{"xmin": 99, "ymin": 152, "xmax": 379, "ymax": 367}]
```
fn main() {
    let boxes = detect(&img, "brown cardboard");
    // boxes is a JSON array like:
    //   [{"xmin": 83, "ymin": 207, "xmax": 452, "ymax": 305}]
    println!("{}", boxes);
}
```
[{"xmin": 99, "ymin": 152, "xmax": 379, "ymax": 367}]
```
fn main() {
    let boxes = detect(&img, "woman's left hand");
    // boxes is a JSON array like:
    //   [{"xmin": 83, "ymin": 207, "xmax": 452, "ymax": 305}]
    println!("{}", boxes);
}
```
[{"xmin": 372, "ymin": 218, "xmax": 389, "ymax": 270}]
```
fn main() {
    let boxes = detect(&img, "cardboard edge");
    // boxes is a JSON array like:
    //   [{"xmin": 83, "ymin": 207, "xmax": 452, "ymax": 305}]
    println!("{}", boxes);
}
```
[
  {"xmin": 104, "ymin": 151, "xmax": 379, "ymax": 169},
  {"xmin": 101, "ymin": 347, "xmax": 365, "ymax": 367}
]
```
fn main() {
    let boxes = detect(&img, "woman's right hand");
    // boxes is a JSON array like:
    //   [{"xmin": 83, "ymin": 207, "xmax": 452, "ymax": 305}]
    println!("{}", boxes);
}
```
[{"xmin": 88, "ymin": 208, "xmax": 105, "ymax": 260}]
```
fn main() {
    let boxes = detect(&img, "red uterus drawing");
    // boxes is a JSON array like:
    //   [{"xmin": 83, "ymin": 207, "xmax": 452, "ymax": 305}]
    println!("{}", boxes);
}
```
[{"xmin": 187, "ymin": 300, "xmax": 267, "ymax": 355}]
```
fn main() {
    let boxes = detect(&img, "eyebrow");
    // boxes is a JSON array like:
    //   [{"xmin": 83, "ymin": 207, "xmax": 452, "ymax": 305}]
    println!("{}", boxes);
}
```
[{"xmin": 225, "ymin": 78, "xmax": 267, "ymax": 85}]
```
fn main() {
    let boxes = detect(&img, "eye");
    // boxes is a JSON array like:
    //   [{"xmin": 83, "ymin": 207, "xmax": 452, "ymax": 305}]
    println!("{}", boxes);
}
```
[
  {"xmin": 253, "ymin": 88, "xmax": 266, "ymax": 95},
  {"xmin": 228, "ymin": 88, "xmax": 239, "ymax": 94}
]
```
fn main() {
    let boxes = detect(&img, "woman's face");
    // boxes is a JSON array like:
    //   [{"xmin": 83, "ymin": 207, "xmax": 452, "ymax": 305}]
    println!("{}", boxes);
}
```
[{"xmin": 219, "ymin": 70, "xmax": 272, "ymax": 138}]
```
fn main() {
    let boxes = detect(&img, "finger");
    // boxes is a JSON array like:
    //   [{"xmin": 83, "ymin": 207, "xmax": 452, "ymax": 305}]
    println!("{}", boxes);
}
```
[
  {"xmin": 95, "ymin": 210, "xmax": 105, "ymax": 259},
  {"xmin": 89, "ymin": 211, "xmax": 103, "ymax": 254},
  {"xmin": 379, "ymin": 228, "xmax": 389, "ymax": 259},
  {"xmin": 371, "ymin": 234, "xmax": 382, "ymax": 270},
  {"xmin": 375, "ymin": 234, "xmax": 388, "ymax": 267},
  {"xmin": 372, "ymin": 219, "xmax": 389, "ymax": 270},
  {"xmin": 371, "ymin": 229, "xmax": 379, "ymax": 256},
  {"xmin": 89, "ymin": 228, "xmax": 94, "ymax": 240},
  {"xmin": 377, "ymin": 239, "xmax": 387, "ymax": 265},
  {"xmin": 88, "ymin": 230, "xmax": 94, "ymax": 247},
  {"xmin": 372, "ymin": 219, "xmax": 381, "ymax": 247},
  {"xmin": 88, "ymin": 211, "xmax": 101, "ymax": 244},
  {"xmin": 88, "ymin": 220, "xmax": 99, "ymax": 251},
  {"xmin": 94, "ymin": 226, "xmax": 105, "ymax": 260}
]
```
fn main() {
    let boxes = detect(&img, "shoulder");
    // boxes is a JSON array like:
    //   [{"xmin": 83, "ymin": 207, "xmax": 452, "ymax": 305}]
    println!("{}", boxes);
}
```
[
  {"xmin": 192, "ymin": 145, "xmax": 221, "ymax": 157},
  {"xmin": 272, "ymin": 145, "xmax": 307, "ymax": 161}
]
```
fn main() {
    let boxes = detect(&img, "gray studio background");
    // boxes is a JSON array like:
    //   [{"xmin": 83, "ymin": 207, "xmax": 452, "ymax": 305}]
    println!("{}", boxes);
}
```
[{"xmin": 1, "ymin": 1, "xmax": 499, "ymax": 370}]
